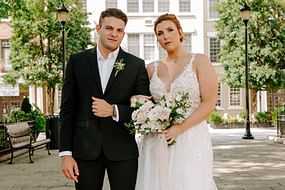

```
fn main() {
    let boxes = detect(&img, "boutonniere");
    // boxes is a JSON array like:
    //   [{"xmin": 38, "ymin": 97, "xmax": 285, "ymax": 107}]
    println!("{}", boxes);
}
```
[{"xmin": 114, "ymin": 58, "xmax": 126, "ymax": 77}]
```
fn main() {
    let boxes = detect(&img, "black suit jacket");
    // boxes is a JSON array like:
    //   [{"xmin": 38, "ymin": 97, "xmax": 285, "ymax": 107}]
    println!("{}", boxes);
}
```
[{"xmin": 59, "ymin": 47, "xmax": 150, "ymax": 161}]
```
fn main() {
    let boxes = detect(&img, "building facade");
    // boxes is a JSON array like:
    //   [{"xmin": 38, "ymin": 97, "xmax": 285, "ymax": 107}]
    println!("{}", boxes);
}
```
[
  {"xmin": 1, "ymin": 0, "xmax": 271, "ymax": 117},
  {"xmin": 0, "ymin": 20, "xmax": 29, "ymax": 116},
  {"xmin": 86, "ymin": 0, "xmax": 257, "ymax": 116}
]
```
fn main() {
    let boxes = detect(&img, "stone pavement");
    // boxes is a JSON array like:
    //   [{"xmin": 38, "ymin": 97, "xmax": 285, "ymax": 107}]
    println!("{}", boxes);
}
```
[{"xmin": 0, "ymin": 127, "xmax": 284, "ymax": 190}]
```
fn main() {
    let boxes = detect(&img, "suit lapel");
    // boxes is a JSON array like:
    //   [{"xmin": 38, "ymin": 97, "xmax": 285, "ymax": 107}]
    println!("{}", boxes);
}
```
[
  {"xmin": 89, "ymin": 47, "xmax": 104, "ymax": 96},
  {"xmin": 104, "ymin": 48, "xmax": 125, "ymax": 96}
]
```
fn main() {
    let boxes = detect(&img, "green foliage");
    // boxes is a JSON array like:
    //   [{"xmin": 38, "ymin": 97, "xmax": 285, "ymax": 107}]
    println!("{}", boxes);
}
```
[
  {"xmin": 3, "ymin": 0, "xmax": 92, "ymax": 113},
  {"xmin": 271, "ymin": 105, "xmax": 285, "ymax": 126},
  {"xmin": 216, "ymin": 0, "xmax": 285, "ymax": 90},
  {"xmin": 29, "ymin": 106, "xmax": 46, "ymax": 132},
  {"xmin": 208, "ymin": 111, "xmax": 224, "ymax": 125},
  {"xmin": 4, "ymin": 106, "xmax": 46, "ymax": 132},
  {"xmin": 6, "ymin": 0, "xmax": 91, "ymax": 86},
  {"xmin": 254, "ymin": 112, "xmax": 271, "ymax": 123},
  {"xmin": 0, "ymin": 0, "xmax": 10, "ymax": 18},
  {"xmin": 5, "ymin": 108, "xmax": 30, "ymax": 123},
  {"xmin": 21, "ymin": 96, "xmax": 32, "ymax": 113}
]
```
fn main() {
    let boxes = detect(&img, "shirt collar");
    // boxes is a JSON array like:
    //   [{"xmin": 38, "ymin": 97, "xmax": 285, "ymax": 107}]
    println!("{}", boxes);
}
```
[{"xmin": 97, "ymin": 46, "xmax": 120, "ymax": 62}]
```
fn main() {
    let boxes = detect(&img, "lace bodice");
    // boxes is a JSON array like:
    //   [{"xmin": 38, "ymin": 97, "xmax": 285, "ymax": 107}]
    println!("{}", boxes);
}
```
[{"xmin": 149, "ymin": 55, "xmax": 201, "ymax": 114}]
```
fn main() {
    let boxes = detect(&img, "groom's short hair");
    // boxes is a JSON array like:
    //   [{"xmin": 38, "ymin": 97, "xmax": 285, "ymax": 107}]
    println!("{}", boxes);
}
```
[{"xmin": 99, "ymin": 8, "xmax": 128, "ymax": 26}]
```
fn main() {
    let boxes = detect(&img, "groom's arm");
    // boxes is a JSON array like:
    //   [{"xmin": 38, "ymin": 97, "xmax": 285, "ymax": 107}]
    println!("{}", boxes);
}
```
[
  {"xmin": 59, "ymin": 55, "xmax": 77, "ymax": 153},
  {"xmin": 117, "ymin": 60, "xmax": 150, "ymax": 123}
]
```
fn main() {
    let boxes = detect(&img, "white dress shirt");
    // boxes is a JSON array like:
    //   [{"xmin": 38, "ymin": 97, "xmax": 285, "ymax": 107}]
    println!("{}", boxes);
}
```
[{"xmin": 59, "ymin": 47, "xmax": 120, "ymax": 157}]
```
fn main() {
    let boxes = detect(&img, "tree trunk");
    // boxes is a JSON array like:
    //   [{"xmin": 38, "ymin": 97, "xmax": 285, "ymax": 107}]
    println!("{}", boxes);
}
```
[
  {"xmin": 46, "ymin": 86, "xmax": 55, "ymax": 115},
  {"xmin": 251, "ymin": 89, "xmax": 257, "ymax": 113}
]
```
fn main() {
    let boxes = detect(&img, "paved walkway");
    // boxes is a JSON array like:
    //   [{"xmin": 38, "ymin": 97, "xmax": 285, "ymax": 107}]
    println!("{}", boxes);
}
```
[{"xmin": 0, "ymin": 127, "xmax": 284, "ymax": 190}]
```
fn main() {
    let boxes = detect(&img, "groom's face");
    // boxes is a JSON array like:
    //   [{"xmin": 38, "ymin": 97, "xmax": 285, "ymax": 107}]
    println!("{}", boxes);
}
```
[{"xmin": 96, "ymin": 16, "xmax": 126, "ymax": 52}]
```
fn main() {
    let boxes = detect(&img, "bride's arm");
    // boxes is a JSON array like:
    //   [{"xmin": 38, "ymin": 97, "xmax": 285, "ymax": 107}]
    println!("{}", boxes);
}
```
[
  {"xmin": 164, "ymin": 54, "xmax": 218, "ymax": 140},
  {"xmin": 129, "ymin": 63, "xmax": 154, "ymax": 102}
]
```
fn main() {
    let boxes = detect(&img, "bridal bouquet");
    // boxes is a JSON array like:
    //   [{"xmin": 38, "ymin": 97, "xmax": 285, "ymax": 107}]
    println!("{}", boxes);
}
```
[{"xmin": 126, "ymin": 91, "xmax": 192, "ymax": 135}]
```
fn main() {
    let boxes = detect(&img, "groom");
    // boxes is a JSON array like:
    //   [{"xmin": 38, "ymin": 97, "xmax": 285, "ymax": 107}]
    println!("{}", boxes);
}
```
[{"xmin": 59, "ymin": 8, "xmax": 150, "ymax": 190}]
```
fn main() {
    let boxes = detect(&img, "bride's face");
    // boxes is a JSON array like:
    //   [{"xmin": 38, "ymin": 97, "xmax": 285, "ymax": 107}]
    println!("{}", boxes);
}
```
[{"xmin": 155, "ymin": 20, "xmax": 183, "ymax": 53}]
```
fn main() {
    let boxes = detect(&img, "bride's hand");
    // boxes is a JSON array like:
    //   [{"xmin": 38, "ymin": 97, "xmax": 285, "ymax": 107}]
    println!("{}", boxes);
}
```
[
  {"xmin": 130, "ymin": 95, "xmax": 152, "ymax": 105},
  {"xmin": 164, "ymin": 124, "xmax": 184, "ymax": 144}
]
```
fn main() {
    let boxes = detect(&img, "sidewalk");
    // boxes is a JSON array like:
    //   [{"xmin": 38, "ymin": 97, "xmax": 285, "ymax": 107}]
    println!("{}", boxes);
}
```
[
  {"xmin": 0, "ymin": 127, "xmax": 284, "ymax": 190},
  {"xmin": 212, "ymin": 127, "xmax": 285, "ymax": 190}
]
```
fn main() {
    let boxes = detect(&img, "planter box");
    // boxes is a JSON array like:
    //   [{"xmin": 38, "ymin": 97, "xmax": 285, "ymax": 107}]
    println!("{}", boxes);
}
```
[{"xmin": 252, "ymin": 122, "xmax": 273, "ymax": 128}]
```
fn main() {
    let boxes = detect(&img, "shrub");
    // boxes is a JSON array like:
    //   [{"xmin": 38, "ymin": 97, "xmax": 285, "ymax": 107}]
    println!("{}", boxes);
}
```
[
  {"xmin": 208, "ymin": 111, "xmax": 224, "ymax": 125},
  {"xmin": 5, "ymin": 106, "xmax": 46, "ymax": 132},
  {"xmin": 255, "ymin": 112, "xmax": 270, "ymax": 123}
]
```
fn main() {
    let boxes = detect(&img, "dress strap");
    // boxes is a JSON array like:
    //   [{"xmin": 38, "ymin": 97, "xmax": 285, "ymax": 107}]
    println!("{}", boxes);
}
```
[
  {"xmin": 187, "ymin": 54, "xmax": 196, "ymax": 71},
  {"xmin": 148, "ymin": 60, "xmax": 159, "ymax": 80}
]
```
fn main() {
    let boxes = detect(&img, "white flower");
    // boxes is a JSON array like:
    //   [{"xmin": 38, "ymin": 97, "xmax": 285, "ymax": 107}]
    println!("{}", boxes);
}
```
[
  {"xmin": 148, "ymin": 105, "xmax": 171, "ymax": 122},
  {"xmin": 114, "ymin": 58, "xmax": 126, "ymax": 77},
  {"xmin": 176, "ymin": 108, "xmax": 184, "ymax": 115}
]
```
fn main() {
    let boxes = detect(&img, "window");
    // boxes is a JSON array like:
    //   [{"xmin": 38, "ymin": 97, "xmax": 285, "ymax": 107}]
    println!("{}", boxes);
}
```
[
  {"xmin": 1, "ymin": 40, "xmax": 11, "ymax": 70},
  {"xmin": 106, "ymin": 0, "xmax": 117, "ymax": 8},
  {"xmin": 209, "ymin": 37, "xmax": 220, "ymax": 63},
  {"xmin": 230, "ymin": 88, "xmax": 241, "ymax": 106},
  {"xmin": 183, "ymin": 33, "xmax": 192, "ymax": 52},
  {"xmin": 159, "ymin": 46, "xmax": 166, "ymax": 59},
  {"xmin": 127, "ymin": 0, "xmax": 139, "ymax": 12},
  {"xmin": 128, "ymin": 34, "xmax": 140, "ymax": 57},
  {"xmin": 144, "ymin": 34, "xmax": 155, "ymax": 61},
  {"xmin": 158, "ymin": 0, "xmax": 169, "ymax": 12},
  {"xmin": 216, "ymin": 83, "xmax": 221, "ymax": 106},
  {"xmin": 209, "ymin": 0, "xmax": 219, "ymax": 19},
  {"xmin": 143, "ymin": 0, "xmax": 154, "ymax": 12},
  {"xmin": 179, "ymin": 0, "xmax": 191, "ymax": 12}
]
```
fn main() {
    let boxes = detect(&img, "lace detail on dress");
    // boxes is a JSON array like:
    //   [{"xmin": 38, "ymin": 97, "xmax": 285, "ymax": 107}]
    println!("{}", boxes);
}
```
[{"xmin": 150, "ymin": 55, "xmax": 201, "ymax": 115}]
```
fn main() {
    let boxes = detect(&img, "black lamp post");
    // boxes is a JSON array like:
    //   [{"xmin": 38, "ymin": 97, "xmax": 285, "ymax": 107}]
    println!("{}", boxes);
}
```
[
  {"xmin": 56, "ymin": 3, "xmax": 69, "ymax": 80},
  {"xmin": 240, "ymin": 3, "xmax": 254, "ymax": 139}
]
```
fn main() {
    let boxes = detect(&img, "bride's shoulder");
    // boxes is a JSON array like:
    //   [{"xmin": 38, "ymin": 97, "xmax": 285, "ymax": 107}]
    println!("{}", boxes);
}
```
[
  {"xmin": 192, "ymin": 53, "xmax": 209, "ymax": 63},
  {"xmin": 146, "ymin": 60, "xmax": 160, "ymax": 79},
  {"xmin": 191, "ymin": 53, "xmax": 211, "ymax": 67}
]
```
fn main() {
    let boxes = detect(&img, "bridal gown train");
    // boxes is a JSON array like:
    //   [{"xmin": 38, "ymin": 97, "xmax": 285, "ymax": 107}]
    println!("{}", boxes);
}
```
[{"xmin": 103, "ymin": 55, "xmax": 217, "ymax": 190}]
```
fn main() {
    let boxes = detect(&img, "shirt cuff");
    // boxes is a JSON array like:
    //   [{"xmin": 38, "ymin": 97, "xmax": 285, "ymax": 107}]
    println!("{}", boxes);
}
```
[
  {"xmin": 112, "ymin": 104, "xmax": 119, "ymax": 122},
  {"xmin": 59, "ymin": 151, "xmax": 72, "ymax": 157}
]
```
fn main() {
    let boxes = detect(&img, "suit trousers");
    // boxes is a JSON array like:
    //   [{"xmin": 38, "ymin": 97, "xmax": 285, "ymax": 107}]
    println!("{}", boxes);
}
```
[{"xmin": 75, "ymin": 151, "xmax": 138, "ymax": 190}]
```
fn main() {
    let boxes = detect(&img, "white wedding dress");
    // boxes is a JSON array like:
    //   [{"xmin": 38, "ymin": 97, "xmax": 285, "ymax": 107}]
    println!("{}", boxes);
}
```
[
  {"xmin": 135, "ymin": 55, "xmax": 217, "ymax": 190},
  {"xmin": 103, "ymin": 55, "xmax": 217, "ymax": 190}
]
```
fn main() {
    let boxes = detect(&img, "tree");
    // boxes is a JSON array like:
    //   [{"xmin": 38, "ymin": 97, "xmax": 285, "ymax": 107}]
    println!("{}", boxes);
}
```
[
  {"xmin": 3, "ymin": 0, "xmax": 91, "ymax": 114},
  {"xmin": 216, "ymin": 0, "xmax": 285, "ymax": 91},
  {"xmin": 0, "ymin": 0, "xmax": 10, "ymax": 18}
]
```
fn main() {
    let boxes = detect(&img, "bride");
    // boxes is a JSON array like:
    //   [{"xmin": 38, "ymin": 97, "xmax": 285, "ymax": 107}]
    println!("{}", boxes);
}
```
[
  {"xmin": 103, "ymin": 13, "xmax": 218, "ymax": 190},
  {"xmin": 135, "ymin": 13, "xmax": 218, "ymax": 190}
]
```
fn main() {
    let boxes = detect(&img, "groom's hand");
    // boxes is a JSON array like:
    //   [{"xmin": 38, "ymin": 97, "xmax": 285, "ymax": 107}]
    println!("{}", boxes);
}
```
[
  {"xmin": 92, "ymin": 97, "xmax": 113, "ymax": 117},
  {"xmin": 62, "ymin": 155, "xmax": 79, "ymax": 183}
]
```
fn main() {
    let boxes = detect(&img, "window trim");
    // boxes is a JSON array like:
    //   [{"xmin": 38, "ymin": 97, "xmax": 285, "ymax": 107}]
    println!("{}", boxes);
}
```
[
  {"xmin": 207, "ymin": 0, "xmax": 219, "ymax": 20},
  {"xmin": 229, "ymin": 87, "xmax": 242, "ymax": 107},
  {"xmin": 179, "ymin": 0, "xmax": 191, "ymax": 13},
  {"xmin": 208, "ymin": 36, "xmax": 221, "ymax": 64}
]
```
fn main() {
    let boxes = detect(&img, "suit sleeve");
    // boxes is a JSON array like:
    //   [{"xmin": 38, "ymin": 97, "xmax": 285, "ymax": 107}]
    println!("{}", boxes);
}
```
[
  {"xmin": 117, "ymin": 60, "xmax": 151, "ymax": 123},
  {"xmin": 59, "ymin": 55, "xmax": 76, "ymax": 152}
]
